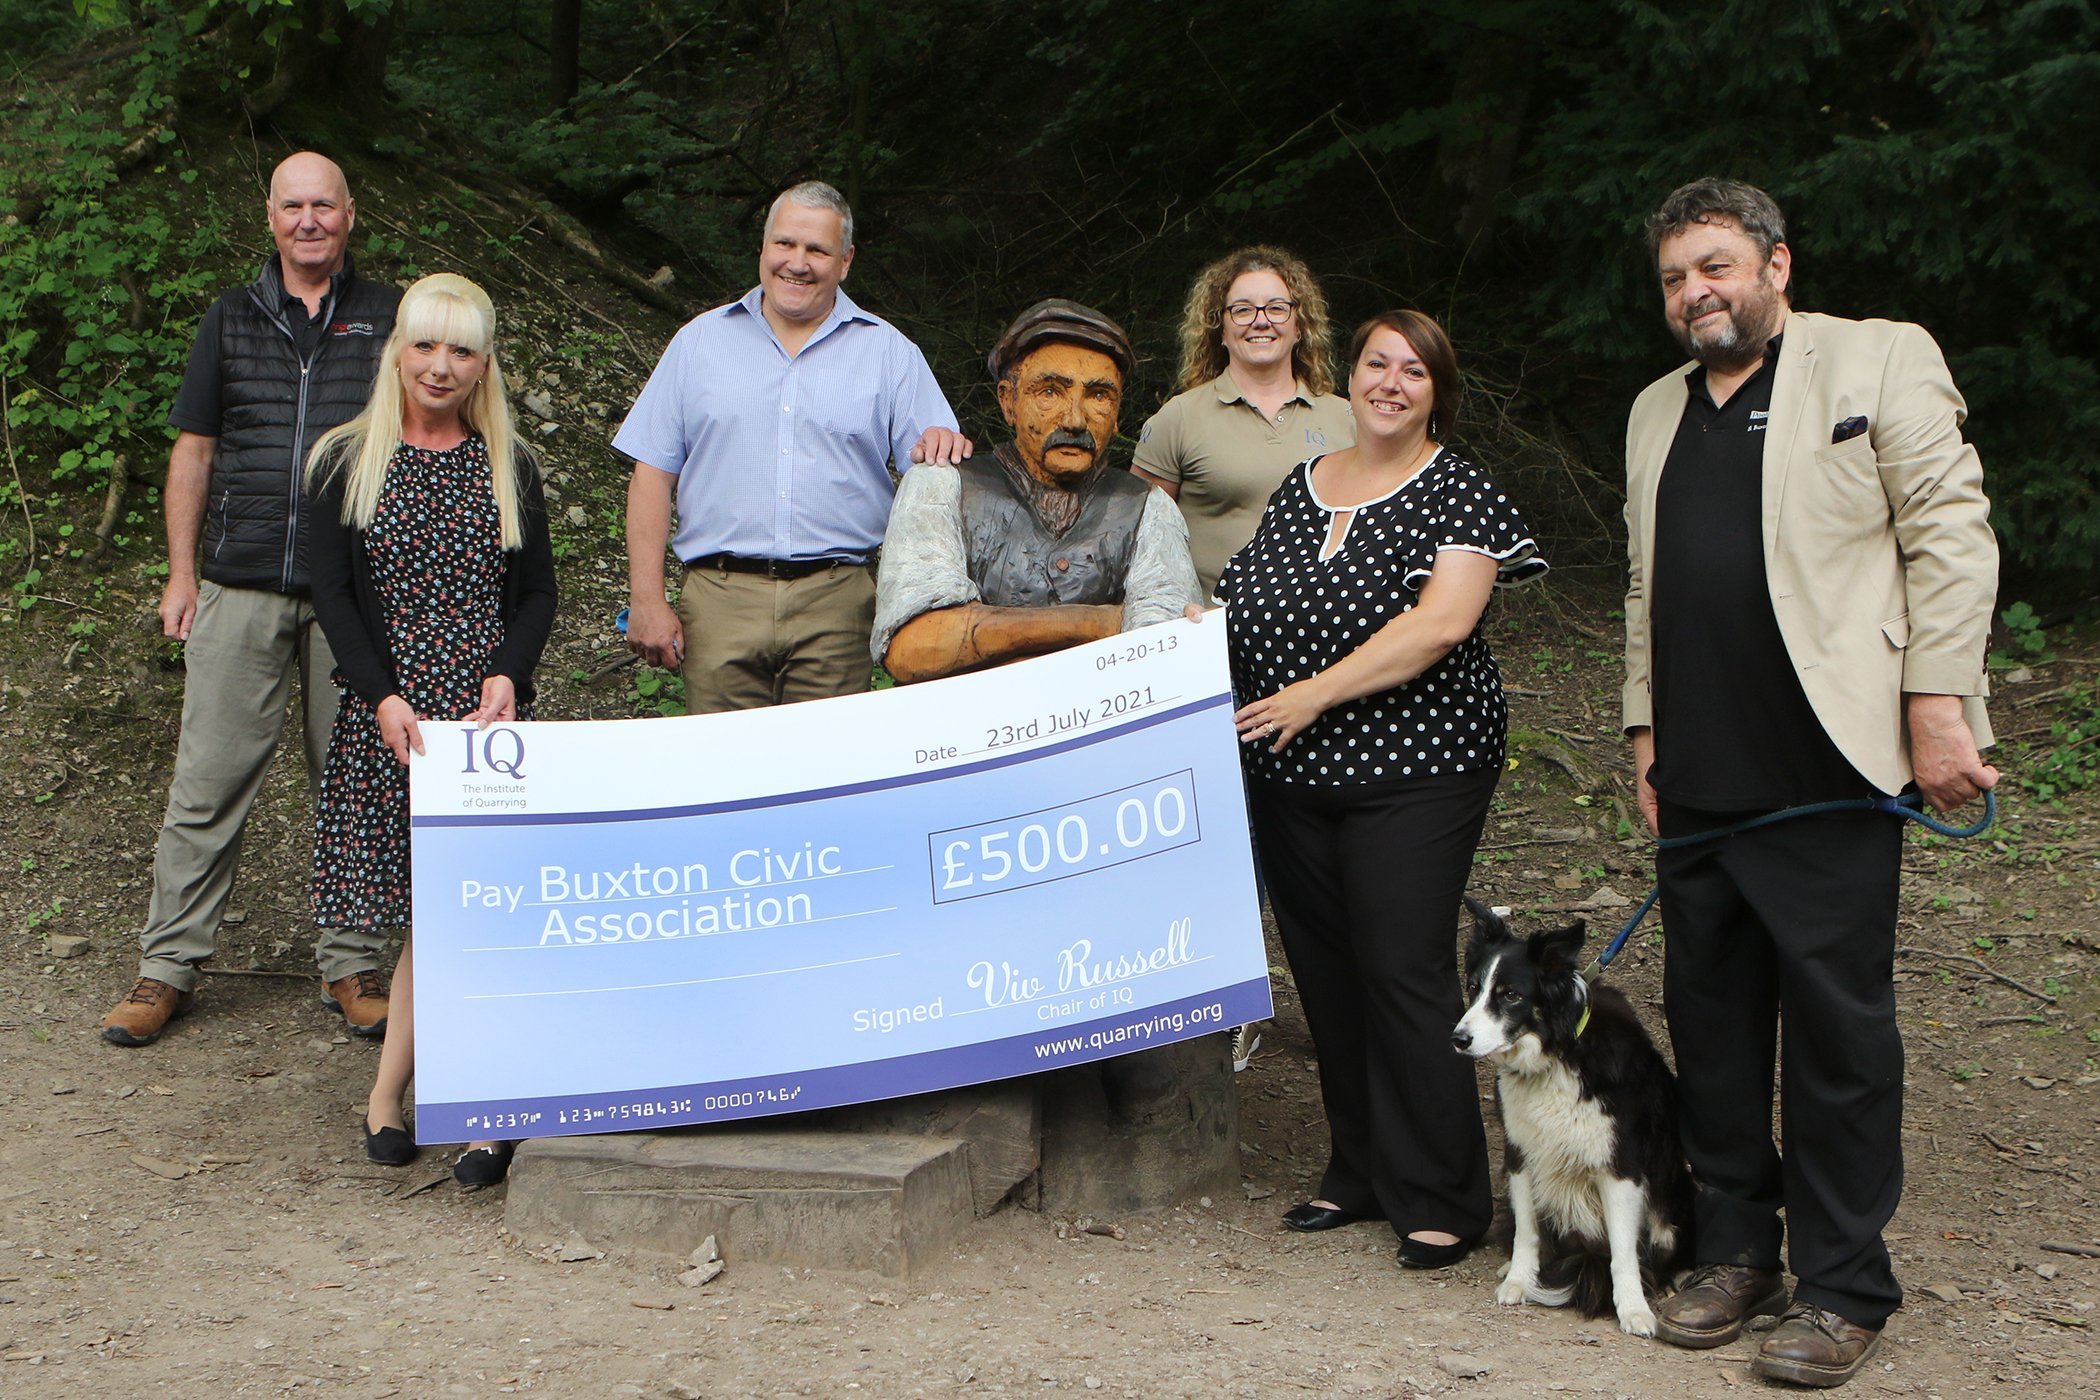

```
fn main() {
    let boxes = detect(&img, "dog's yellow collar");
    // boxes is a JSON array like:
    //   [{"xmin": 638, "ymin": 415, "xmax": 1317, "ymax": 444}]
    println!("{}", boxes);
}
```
[{"xmin": 1573, "ymin": 1003, "xmax": 1591, "ymax": 1038}]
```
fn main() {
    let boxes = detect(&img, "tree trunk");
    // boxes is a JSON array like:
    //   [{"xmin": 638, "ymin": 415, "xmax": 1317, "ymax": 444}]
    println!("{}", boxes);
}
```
[
  {"xmin": 1434, "ymin": 32, "xmax": 1536, "ymax": 248},
  {"xmin": 242, "ymin": 1, "xmax": 397, "ymax": 123},
  {"xmin": 335, "ymin": 1, "xmax": 395, "ymax": 103},
  {"xmin": 551, "ymin": 0, "xmax": 583, "ymax": 110}
]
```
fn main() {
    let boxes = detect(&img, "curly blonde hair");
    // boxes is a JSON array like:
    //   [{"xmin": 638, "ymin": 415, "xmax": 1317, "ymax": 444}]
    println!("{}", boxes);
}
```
[{"xmin": 1173, "ymin": 246, "xmax": 1336, "ymax": 397}]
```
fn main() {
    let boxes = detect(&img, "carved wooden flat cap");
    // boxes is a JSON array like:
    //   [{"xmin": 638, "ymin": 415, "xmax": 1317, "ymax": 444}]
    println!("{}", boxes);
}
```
[{"xmin": 988, "ymin": 298, "xmax": 1135, "ymax": 383}]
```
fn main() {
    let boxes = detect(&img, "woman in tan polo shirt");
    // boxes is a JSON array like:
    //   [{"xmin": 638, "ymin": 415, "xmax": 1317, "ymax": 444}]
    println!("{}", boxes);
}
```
[
  {"xmin": 1132, "ymin": 246, "xmax": 1354, "ymax": 603},
  {"xmin": 1134, "ymin": 247, "xmax": 1353, "ymax": 1073}
]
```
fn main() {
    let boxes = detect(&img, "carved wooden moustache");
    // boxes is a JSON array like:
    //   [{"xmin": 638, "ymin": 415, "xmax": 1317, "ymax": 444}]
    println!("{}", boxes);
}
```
[{"xmin": 1041, "ymin": 428, "xmax": 1098, "ymax": 455}]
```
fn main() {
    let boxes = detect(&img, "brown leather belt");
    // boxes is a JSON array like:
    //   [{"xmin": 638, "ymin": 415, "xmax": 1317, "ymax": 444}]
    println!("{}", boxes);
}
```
[{"xmin": 686, "ymin": 553, "xmax": 868, "ymax": 580}]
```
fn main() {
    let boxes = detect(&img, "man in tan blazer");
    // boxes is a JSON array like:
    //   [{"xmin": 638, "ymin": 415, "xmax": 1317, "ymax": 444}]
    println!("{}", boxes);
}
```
[{"xmin": 1622, "ymin": 179, "xmax": 1996, "ymax": 1388}]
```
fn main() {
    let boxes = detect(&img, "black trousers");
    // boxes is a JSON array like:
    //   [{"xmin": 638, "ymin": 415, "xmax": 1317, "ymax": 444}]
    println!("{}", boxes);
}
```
[
  {"xmin": 1657, "ymin": 800, "xmax": 1905, "ymax": 1327},
  {"xmin": 1251, "ymin": 768, "xmax": 1497, "ymax": 1241}
]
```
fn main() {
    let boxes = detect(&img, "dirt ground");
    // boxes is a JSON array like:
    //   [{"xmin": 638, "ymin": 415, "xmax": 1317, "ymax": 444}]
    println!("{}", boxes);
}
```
[{"xmin": 3, "ymin": 573, "xmax": 2096, "ymax": 1400}]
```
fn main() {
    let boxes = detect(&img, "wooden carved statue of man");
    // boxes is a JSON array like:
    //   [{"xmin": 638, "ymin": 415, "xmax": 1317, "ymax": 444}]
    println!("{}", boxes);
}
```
[{"xmin": 874, "ymin": 299, "xmax": 1199, "ymax": 682}]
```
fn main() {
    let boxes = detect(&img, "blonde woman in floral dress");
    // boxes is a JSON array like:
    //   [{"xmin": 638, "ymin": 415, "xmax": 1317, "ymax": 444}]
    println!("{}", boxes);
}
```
[{"xmin": 305, "ymin": 273, "xmax": 556, "ymax": 1187}]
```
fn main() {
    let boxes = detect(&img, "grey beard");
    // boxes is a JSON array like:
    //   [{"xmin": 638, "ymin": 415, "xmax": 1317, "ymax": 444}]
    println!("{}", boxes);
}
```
[
  {"xmin": 1690, "ymin": 320, "xmax": 1758, "ymax": 370},
  {"xmin": 1679, "ymin": 293, "xmax": 1780, "ymax": 371}
]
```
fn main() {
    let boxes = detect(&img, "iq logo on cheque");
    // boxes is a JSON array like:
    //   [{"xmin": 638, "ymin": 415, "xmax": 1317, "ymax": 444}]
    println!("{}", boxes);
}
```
[{"xmin": 459, "ymin": 726, "xmax": 527, "ymax": 780}]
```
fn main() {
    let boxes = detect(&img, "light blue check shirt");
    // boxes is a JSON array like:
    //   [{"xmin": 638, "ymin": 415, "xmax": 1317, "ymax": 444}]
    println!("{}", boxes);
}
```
[{"xmin": 613, "ymin": 286, "xmax": 959, "ymax": 562}]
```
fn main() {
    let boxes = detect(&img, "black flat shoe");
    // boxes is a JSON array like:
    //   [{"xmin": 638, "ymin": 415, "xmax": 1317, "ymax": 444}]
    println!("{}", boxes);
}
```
[
  {"xmin": 1397, "ymin": 1234, "xmax": 1479, "ymax": 1269},
  {"xmin": 365, "ymin": 1120, "xmax": 417, "ymax": 1167},
  {"xmin": 1282, "ymin": 1202, "xmax": 1371, "ymax": 1232},
  {"xmin": 453, "ymin": 1142, "xmax": 517, "ymax": 1189}
]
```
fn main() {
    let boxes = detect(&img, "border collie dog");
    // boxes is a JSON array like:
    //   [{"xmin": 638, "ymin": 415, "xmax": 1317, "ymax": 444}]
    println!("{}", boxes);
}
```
[{"xmin": 1451, "ymin": 897, "xmax": 1692, "ymax": 1337}]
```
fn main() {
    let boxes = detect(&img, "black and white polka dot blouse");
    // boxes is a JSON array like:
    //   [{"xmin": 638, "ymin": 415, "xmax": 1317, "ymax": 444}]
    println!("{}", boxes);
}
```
[{"xmin": 1219, "ymin": 449, "xmax": 1546, "ymax": 786}]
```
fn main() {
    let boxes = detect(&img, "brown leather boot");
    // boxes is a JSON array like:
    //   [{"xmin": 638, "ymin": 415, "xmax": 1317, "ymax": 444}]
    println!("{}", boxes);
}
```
[
  {"xmin": 1751, "ymin": 1302, "xmax": 1883, "ymax": 1387},
  {"xmin": 101, "ymin": 978, "xmax": 194, "ymax": 1047},
  {"xmin": 1653, "ymin": 1263, "xmax": 1790, "ymax": 1349},
  {"xmin": 323, "ymin": 969, "xmax": 391, "ymax": 1037}
]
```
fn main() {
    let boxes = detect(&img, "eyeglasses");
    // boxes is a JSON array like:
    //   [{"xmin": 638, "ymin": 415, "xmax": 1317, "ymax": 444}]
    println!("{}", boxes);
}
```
[{"xmin": 1224, "ymin": 300, "xmax": 1296, "ymax": 326}]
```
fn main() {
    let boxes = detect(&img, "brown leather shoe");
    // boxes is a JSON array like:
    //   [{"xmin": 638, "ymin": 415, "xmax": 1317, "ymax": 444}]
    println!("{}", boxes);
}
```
[
  {"xmin": 1653, "ymin": 1263, "xmax": 1790, "ymax": 1349},
  {"xmin": 1751, "ymin": 1302, "xmax": 1883, "ymax": 1387},
  {"xmin": 323, "ymin": 969, "xmax": 390, "ymax": 1037},
  {"xmin": 101, "ymin": 978, "xmax": 193, "ymax": 1046}
]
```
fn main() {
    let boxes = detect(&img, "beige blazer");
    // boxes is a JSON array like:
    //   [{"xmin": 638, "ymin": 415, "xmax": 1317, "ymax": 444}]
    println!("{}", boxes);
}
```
[{"xmin": 1622, "ymin": 311, "xmax": 1997, "ymax": 795}]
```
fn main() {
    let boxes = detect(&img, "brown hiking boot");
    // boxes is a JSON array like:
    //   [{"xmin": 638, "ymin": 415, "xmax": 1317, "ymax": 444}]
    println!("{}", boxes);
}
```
[
  {"xmin": 1654, "ymin": 1263, "xmax": 1790, "ymax": 1349},
  {"xmin": 1751, "ymin": 1302, "xmax": 1883, "ymax": 1387},
  {"xmin": 323, "ymin": 969, "xmax": 390, "ymax": 1037},
  {"xmin": 101, "ymin": 978, "xmax": 194, "ymax": 1047}
]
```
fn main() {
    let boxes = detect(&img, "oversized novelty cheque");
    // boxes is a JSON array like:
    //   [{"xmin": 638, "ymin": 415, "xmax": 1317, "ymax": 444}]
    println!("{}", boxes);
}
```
[{"xmin": 406, "ymin": 614, "xmax": 1270, "ymax": 1143}]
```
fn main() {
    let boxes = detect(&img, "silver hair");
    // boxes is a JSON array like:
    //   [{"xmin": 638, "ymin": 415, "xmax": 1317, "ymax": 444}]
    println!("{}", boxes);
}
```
[
  {"xmin": 766, "ymin": 180, "xmax": 854, "ymax": 251},
  {"xmin": 1644, "ymin": 178, "xmax": 1787, "ymax": 260}
]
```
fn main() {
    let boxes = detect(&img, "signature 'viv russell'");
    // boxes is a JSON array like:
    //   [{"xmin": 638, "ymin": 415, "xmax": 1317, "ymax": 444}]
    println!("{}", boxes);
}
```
[{"xmin": 966, "ymin": 917, "xmax": 1196, "ymax": 1008}]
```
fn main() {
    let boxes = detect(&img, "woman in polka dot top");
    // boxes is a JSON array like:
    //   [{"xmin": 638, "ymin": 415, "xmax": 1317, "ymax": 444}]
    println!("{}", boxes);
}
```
[{"xmin": 1218, "ymin": 308, "xmax": 1546, "ymax": 1269}]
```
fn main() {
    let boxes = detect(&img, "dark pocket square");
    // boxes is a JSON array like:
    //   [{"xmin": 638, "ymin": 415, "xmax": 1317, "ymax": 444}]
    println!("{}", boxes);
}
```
[{"xmin": 1831, "ymin": 415, "xmax": 1869, "ymax": 444}]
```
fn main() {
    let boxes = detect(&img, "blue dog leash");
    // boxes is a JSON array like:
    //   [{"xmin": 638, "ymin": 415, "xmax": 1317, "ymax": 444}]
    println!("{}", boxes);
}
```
[{"xmin": 1576, "ymin": 789, "xmax": 1998, "ymax": 986}]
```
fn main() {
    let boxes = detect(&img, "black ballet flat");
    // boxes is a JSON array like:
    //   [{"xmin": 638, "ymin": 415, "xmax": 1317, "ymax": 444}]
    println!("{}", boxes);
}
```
[
  {"xmin": 1282, "ymin": 1202, "xmax": 1372, "ymax": 1232},
  {"xmin": 453, "ymin": 1141, "xmax": 517, "ymax": 1189},
  {"xmin": 364, "ymin": 1120, "xmax": 418, "ymax": 1167},
  {"xmin": 1397, "ymin": 1233, "xmax": 1480, "ymax": 1269}
]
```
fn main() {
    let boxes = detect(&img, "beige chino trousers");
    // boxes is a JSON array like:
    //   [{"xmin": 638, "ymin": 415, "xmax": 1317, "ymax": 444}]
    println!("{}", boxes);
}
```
[
  {"xmin": 674, "ymin": 563, "xmax": 877, "ymax": 713},
  {"xmin": 136, "ymin": 581, "xmax": 387, "ymax": 991}
]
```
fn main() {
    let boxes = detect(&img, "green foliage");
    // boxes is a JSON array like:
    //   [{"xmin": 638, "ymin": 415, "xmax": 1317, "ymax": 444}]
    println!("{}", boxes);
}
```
[
  {"xmin": 8, "ymin": 0, "xmax": 2098, "ymax": 606},
  {"xmin": 71, "ymin": 0, "xmax": 403, "ymax": 39},
  {"xmin": 3, "ymin": 1, "xmax": 109, "ymax": 59},
  {"xmin": 2015, "ymin": 685, "xmax": 2100, "ymax": 801},
  {"xmin": 353, "ymin": 0, "xmax": 2100, "ymax": 587},
  {"xmin": 1, "ymin": 11, "xmax": 214, "ymax": 583},
  {"xmin": 509, "ymin": 88, "xmax": 714, "ymax": 211},
  {"xmin": 628, "ymin": 665, "xmax": 686, "ymax": 718},
  {"xmin": 1508, "ymin": 0, "xmax": 2100, "ymax": 581},
  {"xmin": 362, "ymin": 228, "xmax": 418, "ymax": 282},
  {"xmin": 1996, "ymin": 601, "xmax": 2052, "ymax": 666}
]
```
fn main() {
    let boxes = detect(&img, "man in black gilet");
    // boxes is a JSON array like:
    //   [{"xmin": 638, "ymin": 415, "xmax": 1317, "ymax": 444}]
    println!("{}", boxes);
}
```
[
  {"xmin": 874, "ymin": 299, "xmax": 1197, "ymax": 682},
  {"xmin": 102, "ymin": 152, "xmax": 402, "ymax": 1047}
]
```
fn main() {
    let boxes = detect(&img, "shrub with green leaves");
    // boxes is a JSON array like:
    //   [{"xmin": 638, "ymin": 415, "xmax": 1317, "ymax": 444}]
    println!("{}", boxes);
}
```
[
  {"xmin": 1997, "ymin": 601, "xmax": 2051, "ymax": 665},
  {"xmin": 0, "ymin": 14, "xmax": 214, "ymax": 602},
  {"xmin": 2019, "ymin": 685, "xmax": 2100, "ymax": 802}
]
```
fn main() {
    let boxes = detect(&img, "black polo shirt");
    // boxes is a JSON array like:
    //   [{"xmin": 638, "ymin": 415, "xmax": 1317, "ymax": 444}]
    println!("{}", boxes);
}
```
[{"xmin": 1648, "ymin": 336, "xmax": 1871, "ymax": 811}]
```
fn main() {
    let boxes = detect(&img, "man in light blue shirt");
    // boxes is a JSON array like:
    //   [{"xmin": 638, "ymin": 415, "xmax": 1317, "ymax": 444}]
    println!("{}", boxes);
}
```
[{"xmin": 616, "ymin": 180, "xmax": 971, "ymax": 711}]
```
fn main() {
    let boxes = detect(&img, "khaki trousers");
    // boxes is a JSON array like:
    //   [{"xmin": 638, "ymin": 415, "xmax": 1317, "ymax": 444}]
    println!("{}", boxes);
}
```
[
  {"xmin": 136, "ymin": 582, "xmax": 385, "ymax": 991},
  {"xmin": 674, "ymin": 563, "xmax": 876, "ymax": 713}
]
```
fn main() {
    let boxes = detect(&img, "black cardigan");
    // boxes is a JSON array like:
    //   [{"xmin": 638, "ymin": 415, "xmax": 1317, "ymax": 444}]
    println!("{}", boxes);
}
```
[{"xmin": 307, "ymin": 438, "xmax": 559, "ymax": 709}]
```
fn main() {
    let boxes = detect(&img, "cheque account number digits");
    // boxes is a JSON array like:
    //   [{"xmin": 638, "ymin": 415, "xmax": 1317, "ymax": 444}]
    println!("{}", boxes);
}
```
[{"xmin": 936, "ymin": 776, "xmax": 1193, "ymax": 894}]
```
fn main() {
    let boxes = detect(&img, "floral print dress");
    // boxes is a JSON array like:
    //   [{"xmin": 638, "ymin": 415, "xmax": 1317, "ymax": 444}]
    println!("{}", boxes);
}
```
[{"xmin": 312, "ymin": 435, "xmax": 515, "ymax": 928}]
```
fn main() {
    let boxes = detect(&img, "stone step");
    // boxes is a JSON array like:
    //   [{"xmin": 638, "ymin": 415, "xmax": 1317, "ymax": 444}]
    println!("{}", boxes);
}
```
[
  {"xmin": 805, "ymin": 1080, "xmax": 1039, "ymax": 1217},
  {"xmin": 505, "ymin": 1128, "xmax": 974, "ymax": 1278}
]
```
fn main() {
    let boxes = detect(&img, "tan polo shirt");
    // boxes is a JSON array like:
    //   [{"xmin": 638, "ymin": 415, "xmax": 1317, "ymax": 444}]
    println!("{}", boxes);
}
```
[{"xmin": 1132, "ymin": 372, "xmax": 1354, "ymax": 599}]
